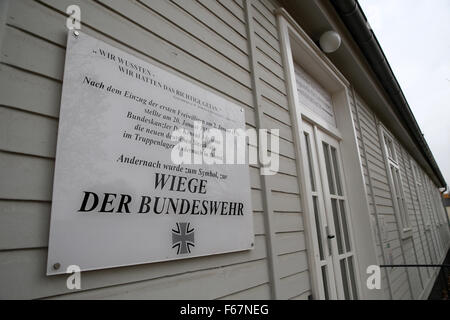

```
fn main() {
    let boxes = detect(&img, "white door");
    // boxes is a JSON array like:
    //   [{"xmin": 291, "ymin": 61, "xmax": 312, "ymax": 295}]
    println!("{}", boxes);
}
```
[{"xmin": 303, "ymin": 121, "xmax": 359, "ymax": 299}]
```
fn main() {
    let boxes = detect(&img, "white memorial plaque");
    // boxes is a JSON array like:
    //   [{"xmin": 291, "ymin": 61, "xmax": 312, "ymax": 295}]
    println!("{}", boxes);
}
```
[{"xmin": 47, "ymin": 31, "xmax": 253, "ymax": 275}]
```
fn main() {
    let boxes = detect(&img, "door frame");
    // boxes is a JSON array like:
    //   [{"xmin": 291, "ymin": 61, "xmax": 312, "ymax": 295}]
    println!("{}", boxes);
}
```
[
  {"xmin": 277, "ymin": 9, "xmax": 383, "ymax": 299},
  {"xmin": 317, "ymin": 126, "xmax": 363, "ymax": 299},
  {"xmin": 302, "ymin": 121, "xmax": 339, "ymax": 299}
]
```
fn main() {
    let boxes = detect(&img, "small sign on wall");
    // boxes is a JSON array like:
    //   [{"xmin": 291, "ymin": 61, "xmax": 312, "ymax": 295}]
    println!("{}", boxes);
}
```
[{"xmin": 46, "ymin": 31, "xmax": 253, "ymax": 275}]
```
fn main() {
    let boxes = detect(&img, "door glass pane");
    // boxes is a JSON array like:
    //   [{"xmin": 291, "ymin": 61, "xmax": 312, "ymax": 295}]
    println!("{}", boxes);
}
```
[
  {"xmin": 339, "ymin": 200, "xmax": 351, "ymax": 252},
  {"xmin": 304, "ymin": 133, "xmax": 316, "ymax": 192},
  {"xmin": 321, "ymin": 265, "xmax": 330, "ymax": 300},
  {"xmin": 330, "ymin": 147, "xmax": 342, "ymax": 196},
  {"xmin": 348, "ymin": 256, "xmax": 358, "ymax": 299},
  {"xmin": 340, "ymin": 259, "xmax": 350, "ymax": 300},
  {"xmin": 322, "ymin": 142, "xmax": 335, "ymax": 195},
  {"xmin": 331, "ymin": 199, "xmax": 343, "ymax": 254},
  {"xmin": 313, "ymin": 196, "xmax": 324, "ymax": 260}
]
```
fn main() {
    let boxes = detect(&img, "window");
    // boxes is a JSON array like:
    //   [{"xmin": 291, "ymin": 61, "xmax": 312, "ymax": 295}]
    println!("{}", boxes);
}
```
[
  {"xmin": 380, "ymin": 126, "xmax": 411, "ymax": 238},
  {"xmin": 411, "ymin": 161, "xmax": 431, "ymax": 227},
  {"xmin": 383, "ymin": 134, "xmax": 396, "ymax": 162},
  {"xmin": 424, "ymin": 176, "xmax": 443, "ymax": 226},
  {"xmin": 432, "ymin": 188, "xmax": 446, "ymax": 225}
]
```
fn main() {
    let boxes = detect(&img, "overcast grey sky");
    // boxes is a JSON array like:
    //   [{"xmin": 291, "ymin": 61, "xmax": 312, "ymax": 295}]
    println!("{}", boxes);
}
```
[{"xmin": 358, "ymin": 0, "xmax": 450, "ymax": 188}]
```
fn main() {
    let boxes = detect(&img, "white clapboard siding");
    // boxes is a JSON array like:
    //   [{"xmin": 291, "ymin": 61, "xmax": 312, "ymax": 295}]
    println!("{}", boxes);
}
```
[
  {"xmin": 218, "ymin": 282, "xmax": 271, "ymax": 299},
  {"xmin": 253, "ymin": 18, "xmax": 280, "ymax": 53},
  {"xmin": 41, "ymin": 0, "xmax": 254, "ymax": 107},
  {"xmin": 0, "ymin": 107, "xmax": 58, "ymax": 158},
  {"xmin": 255, "ymin": 35, "xmax": 282, "ymax": 66},
  {"xmin": 274, "ymin": 212, "xmax": 304, "ymax": 234},
  {"xmin": 0, "ymin": 152, "xmax": 54, "ymax": 201},
  {"xmin": 0, "ymin": 234, "xmax": 268, "ymax": 300},
  {"xmin": 4, "ymin": 0, "xmax": 257, "ymax": 125},
  {"xmin": 217, "ymin": 0, "xmax": 246, "ymax": 24},
  {"xmin": 277, "ymin": 250, "xmax": 308, "ymax": 278},
  {"xmin": 195, "ymin": 0, "xmax": 248, "ymax": 39},
  {"xmin": 353, "ymin": 93, "xmax": 450, "ymax": 300},
  {"xmin": 289, "ymin": 290, "xmax": 311, "ymax": 300},
  {"xmin": 0, "ymin": 199, "xmax": 268, "ymax": 252},
  {"xmin": 251, "ymin": 2, "xmax": 278, "ymax": 39},
  {"xmin": 246, "ymin": 0, "xmax": 308, "ymax": 299},
  {"xmin": 393, "ymin": 141, "xmax": 422, "ymax": 298},
  {"xmin": 45, "ymin": 259, "xmax": 270, "ymax": 299},
  {"xmin": 1, "ymin": 0, "xmax": 445, "ymax": 302},
  {"xmin": 0, "ymin": 0, "xmax": 310, "ymax": 300},
  {"xmin": 397, "ymin": 144, "xmax": 429, "ymax": 288},
  {"xmin": 2, "ymin": 25, "xmax": 66, "ymax": 81},
  {"xmin": 0, "ymin": 64, "xmax": 62, "ymax": 118},
  {"xmin": 352, "ymin": 94, "xmax": 401, "ymax": 298},
  {"xmin": 0, "ymin": 200, "xmax": 51, "ymax": 250},
  {"xmin": 278, "ymin": 270, "xmax": 310, "ymax": 300},
  {"xmin": 103, "ymin": 0, "xmax": 250, "ymax": 82},
  {"xmin": 255, "ymin": 48, "xmax": 285, "ymax": 80},
  {"xmin": 275, "ymin": 231, "xmax": 306, "ymax": 256}
]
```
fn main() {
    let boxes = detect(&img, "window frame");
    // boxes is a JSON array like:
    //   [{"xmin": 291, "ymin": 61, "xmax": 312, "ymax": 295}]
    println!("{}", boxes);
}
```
[
  {"xmin": 411, "ymin": 161, "xmax": 432, "ymax": 229},
  {"xmin": 379, "ymin": 125, "xmax": 412, "ymax": 239},
  {"xmin": 423, "ymin": 175, "xmax": 443, "ymax": 227}
]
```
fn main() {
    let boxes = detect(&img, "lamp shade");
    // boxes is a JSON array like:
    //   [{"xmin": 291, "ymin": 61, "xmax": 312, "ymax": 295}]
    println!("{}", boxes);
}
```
[{"xmin": 319, "ymin": 30, "xmax": 341, "ymax": 53}]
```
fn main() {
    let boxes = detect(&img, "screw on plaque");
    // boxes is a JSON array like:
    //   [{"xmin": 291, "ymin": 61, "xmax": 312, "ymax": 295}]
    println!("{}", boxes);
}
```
[
  {"xmin": 53, "ymin": 263, "xmax": 61, "ymax": 270},
  {"xmin": 240, "ymin": 108, "xmax": 243, "ymax": 112},
  {"xmin": 251, "ymin": 243, "xmax": 254, "ymax": 247},
  {"xmin": 73, "ymin": 30, "xmax": 80, "ymax": 38}
]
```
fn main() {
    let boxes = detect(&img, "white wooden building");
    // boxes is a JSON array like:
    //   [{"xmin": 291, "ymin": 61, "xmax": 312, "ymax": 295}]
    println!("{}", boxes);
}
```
[{"xmin": 0, "ymin": 0, "xmax": 449, "ymax": 299}]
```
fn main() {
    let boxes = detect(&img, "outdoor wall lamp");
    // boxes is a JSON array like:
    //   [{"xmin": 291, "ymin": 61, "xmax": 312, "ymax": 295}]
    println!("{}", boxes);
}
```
[{"xmin": 319, "ymin": 30, "xmax": 341, "ymax": 53}]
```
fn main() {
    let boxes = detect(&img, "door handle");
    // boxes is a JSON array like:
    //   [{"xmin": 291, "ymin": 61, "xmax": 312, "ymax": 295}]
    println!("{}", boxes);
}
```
[{"xmin": 325, "ymin": 226, "xmax": 334, "ymax": 256}]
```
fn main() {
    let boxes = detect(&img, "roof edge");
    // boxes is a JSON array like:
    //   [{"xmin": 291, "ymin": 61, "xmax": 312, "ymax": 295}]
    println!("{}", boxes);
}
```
[{"xmin": 330, "ymin": 0, "xmax": 446, "ymax": 187}]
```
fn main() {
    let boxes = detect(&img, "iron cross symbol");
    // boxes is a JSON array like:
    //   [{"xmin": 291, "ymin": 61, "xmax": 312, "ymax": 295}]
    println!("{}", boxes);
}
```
[{"xmin": 172, "ymin": 222, "xmax": 195, "ymax": 254}]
